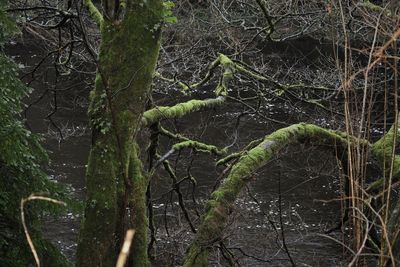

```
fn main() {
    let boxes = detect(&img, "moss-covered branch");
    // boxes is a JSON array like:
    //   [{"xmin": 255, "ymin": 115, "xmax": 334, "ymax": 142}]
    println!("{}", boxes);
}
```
[
  {"xmin": 216, "ymin": 137, "xmax": 264, "ymax": 166},
  {"xmin": 157, "ymin": 53, "xmax": 332, "ymax": 98},
  {"xmin": 158, "ymin": 53, "xmax": 333, "ymax": 97},
  {"xmin": 368, "ymin": 121, "xmax": 400, "ymax": 190},
  {"xmin": 172, "ymin": 141, "xmax": 227, "ymax": 156},
  {"xmin": 149, "ymin": 53, "xmax": 333, "ymax": 128},
  {"xmin": 154, "ymin": 140, "xmax": 227, "ymax": 169},
  {"xmin": 182, "ymin": 119, "xmax": 400, "ymax": 266},
  {"xmin": 156, "ymin": 126, "xmax": 228, "ymax": 168},
  {"xmin": 159, "ymin": 126, "xmax": 190, "ymax": 142},
  {"xmin": 183, "ymin": 123, "xmax": 350, "ymax": 266},
  {"xmin": 372, "ymin": 120, "xmax": 400, "ymax": 264},
  {"xmin": 359, "ymin": 1, "xmax": 398, "ymax": 18},
  {"xmin": 154, "ymin": 72, "xmax": 192, "ymax": 93},
  {"xmin": 372, "ymin": 121, "xmax": 400, "ymax": 178},
  {"xmin": 142, "ymin": 96, "xmax": 226, "ymax": 127},
  {"xmin": 143, "ymin": 54, "xmax": 236, "ymax": 126},
  {"xmin": 83, "ymin": 0, "xmax": 103, "ymax": 27}
]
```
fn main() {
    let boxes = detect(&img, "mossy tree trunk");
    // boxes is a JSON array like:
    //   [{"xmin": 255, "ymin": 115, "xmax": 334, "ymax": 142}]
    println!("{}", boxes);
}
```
[{"xmin": 76, "ymin": 1, "xmax": 163, "ymax": 266}]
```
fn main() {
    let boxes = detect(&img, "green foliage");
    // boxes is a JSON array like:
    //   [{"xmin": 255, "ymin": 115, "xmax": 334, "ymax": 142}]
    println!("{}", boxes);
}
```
[
  {"xmin": 0, "ymin": 1, "xmax": 69, "ymax": 266},
  {"xmin": 0, "ymin": 1, "xmax": 16, "ymax": 46},
  {"xmin": 162, "ymin": 1, "xmax": 177, "ymax": 24}
]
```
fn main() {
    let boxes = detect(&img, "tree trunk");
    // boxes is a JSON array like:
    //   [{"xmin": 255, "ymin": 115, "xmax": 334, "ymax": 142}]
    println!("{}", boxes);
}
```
[{"xmin": 76, "ymin": 1, "xmax": 163, "ymax": 266}]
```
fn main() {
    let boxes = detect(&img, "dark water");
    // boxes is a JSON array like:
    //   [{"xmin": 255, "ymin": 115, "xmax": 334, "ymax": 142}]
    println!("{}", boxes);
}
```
[
  {"xmin": 10, "ymin": 39, "xmax": 350, "ymax": 266},
  {"xmin": 149, "ymin": 109, "xmax": 346, "ymax": 266}
]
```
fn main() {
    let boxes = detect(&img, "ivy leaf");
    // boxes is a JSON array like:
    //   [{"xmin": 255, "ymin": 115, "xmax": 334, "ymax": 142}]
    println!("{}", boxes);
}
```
[{"xmin": 164, "ymin": 16, "xmax": 177, "ymax": 24}]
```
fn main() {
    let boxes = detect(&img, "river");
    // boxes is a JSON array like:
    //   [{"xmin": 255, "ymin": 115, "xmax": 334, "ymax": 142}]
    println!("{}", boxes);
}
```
[{"xmin": 10, "ymin": 36, "xmax": 349, "ymax": 266}]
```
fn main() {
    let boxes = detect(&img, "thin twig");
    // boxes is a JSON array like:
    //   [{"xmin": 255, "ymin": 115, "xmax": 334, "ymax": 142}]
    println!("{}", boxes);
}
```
[
  {"xmin": 20, "ymin": 195, "xmax": 66, "ymax": 267},
  {"xmin": 116, "ymin": 229, "xmax": 136, "ymax": 267}
]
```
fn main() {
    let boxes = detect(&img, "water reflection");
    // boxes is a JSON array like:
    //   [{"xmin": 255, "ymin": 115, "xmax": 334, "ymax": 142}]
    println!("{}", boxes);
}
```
[{"xmin": 12, "ymin": 39, "xmax": 347, "ymax": 266}]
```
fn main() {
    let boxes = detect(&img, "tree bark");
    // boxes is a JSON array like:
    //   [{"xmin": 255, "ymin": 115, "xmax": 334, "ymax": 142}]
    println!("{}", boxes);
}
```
[{"xmin": 76, "ymin": 1, "xmax": 163, "ymax": 266}]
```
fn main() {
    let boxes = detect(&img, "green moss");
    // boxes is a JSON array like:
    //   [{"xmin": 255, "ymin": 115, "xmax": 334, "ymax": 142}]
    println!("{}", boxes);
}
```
[
  {"xmin": 214, "ymin": 54, "xmax": 234, "ymax": 96},
  {"xmin": 76, "ymin": 1, "xmax": 164, "ymax": 266},
  {"xmin": 126, "ymin": 144, "xmax": 150, "ymax": 266},
  {"xmin": 184, "ymin": 123, "xmax": 353, "ymax": 266},
  {"xmin": 183, "ymin": 242, "xmax": 209, "ymax": 267},
  {"xmin": 76, "ymin": 139, "xmax": 119, "ymax": 267},
  {"xmin": 142, "ymin": 96, "xmax": 225, "ymax": 126},
  {"xmin": 172, "ymin": 140, "xmax": 226, "ymax": 156},
  {"xmin": 83, "ymin": 0, "xmax": 104, "ymax": 27},
  {"xmin": 142, "ymin": 54, "xmax": 239, "ymax": 126},
  {"xmin": 372, "ymin": 121, "xmax": 400, "ymax": 178},
  {"xmin": 216, "ymin": 152, "xmax": 241, "ymax": 166}
]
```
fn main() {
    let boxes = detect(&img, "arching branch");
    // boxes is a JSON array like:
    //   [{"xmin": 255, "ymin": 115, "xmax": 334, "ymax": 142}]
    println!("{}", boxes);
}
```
[
  {"xmin": 183, "ymin": 118, "xmax": 400, "ymax": 266},
  {"xmin": 183, "ymin": 123, "xmax": 353, "ymax": 266}
]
